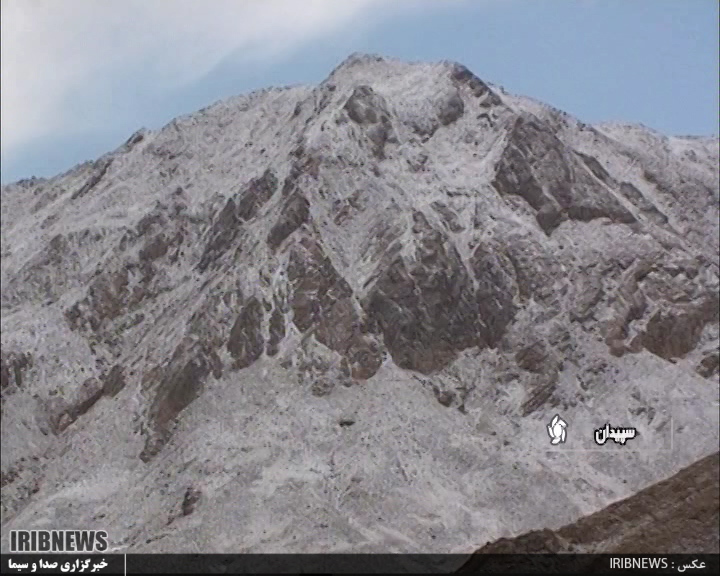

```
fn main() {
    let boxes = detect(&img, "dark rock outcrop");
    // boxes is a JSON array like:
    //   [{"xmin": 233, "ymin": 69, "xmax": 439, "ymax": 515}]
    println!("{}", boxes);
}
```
[
  {"xmin": 449, "ymin": 63, "xmax": 502, "ymax": 105},
  {"xmin": 266, "ymin": 307, "xmax": 285, "ymax": 357},
  {"xmin": 267, "ymin": 192, "xmax": 310, "ymax": 251},
  {"xmin": 181, "ymin": 487, "xmax": 201, "ymax": 516},
  {"xmin": 493, "ymin": 116, "xmax": 636, "ymax": 233},
  {"xmin": 198, "ymin": 198, "xmax": 238, "ymax": 272},
  {"xmin": 71, "ymin": 157, "xmax": 113, "ymax": 200},
  {"xmin": 344, "ymin": 85, "xmax": 394, "ymax": 159},
  {"xmin": 0, "ymin": 351, "xmax": 32, "ymax": 392},
  {"xmin": 199, "ymin": 169, "xmax": 278, "ymax": 270},
  {"xmin": 101, "ymin": 364, "xmax": 127, "ymax": 397},
  {"xmin": 365, "ymin": 218, "xmax": 482, "ymax": 373},
  {"xmin": 470, "ymin": 243, "xmax": 518, "ymax": 347},
  {"xmin": 141, "ymin": 341, "xmax": 222, "ymax": 462},
  {"xmin": 236, "ymin": 169, "xmax": 278, "ymax": 221},
  {"xmin": 287, "ymin": 236, "xmax": 354, "ymax": 334},
  {"xmin": 602, "ymin": 259, "xmax": 719, "ymax": 360},
  {"xmin": 43, "ymin": 377, "xmax": 105, "ymax": 434},
  {"xmin": 436, "ymin": 90, "xmax": 465, "ymax": 126},
  {"xmin": 227, "ymin": 297, "xmax": 265, "ymax": 369},
  {"xmin": 430, "ymin": 201, "xmax": 465, "ymax": 233},
  {"xmin": 285, "ymin": 235, "xmax": 384, "ymax": 380},
  {"xmin": 641, "ymin": 304, "xmax": 712, "ymax": 360},
  {"xmin": 139, "ymin": 233, "xmax": 171, "ymax": 262},
  {"xmin": 460, "ymin": 452, "xmax": 720, "ymax": 561},
  {"xmin": 696, "ymin": 350, "xmax": 719, "ymax": 379}
]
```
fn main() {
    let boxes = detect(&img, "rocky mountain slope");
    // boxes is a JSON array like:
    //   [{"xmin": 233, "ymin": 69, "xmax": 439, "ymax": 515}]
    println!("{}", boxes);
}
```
[
  {"xmin": 1, "ymin": 54, "xmax": 718, "ymax": 553},
  {"xmin": 460, "ymin": 451, "xmax": 719, "ymax": 568}
]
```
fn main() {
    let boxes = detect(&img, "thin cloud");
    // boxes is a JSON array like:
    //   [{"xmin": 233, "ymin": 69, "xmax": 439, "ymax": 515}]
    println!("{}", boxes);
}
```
[{"xmin": 0, "ymin": 0, "xmax": 421, "ymax": 159}]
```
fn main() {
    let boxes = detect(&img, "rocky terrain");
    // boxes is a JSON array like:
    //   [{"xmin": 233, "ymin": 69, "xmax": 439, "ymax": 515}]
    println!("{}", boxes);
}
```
[
  {"xmin": 460, "ymin": 451, "xmax": 719, "ymax": 570},
  {"xmin": 1, "ymin": 54, "xmax": 718, "ymax": 554}
]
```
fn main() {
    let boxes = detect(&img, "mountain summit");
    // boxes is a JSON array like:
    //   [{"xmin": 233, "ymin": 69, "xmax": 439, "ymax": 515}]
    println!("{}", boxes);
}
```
[{"xmin": 1, "ymin": 55, "xmax": 718, "ymax": 553}]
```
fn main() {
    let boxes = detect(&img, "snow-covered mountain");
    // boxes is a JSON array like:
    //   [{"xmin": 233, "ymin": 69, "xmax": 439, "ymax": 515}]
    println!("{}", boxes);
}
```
[{"xmin": 1, "ymin": 53, "xmax": 718, "ymax": 553}]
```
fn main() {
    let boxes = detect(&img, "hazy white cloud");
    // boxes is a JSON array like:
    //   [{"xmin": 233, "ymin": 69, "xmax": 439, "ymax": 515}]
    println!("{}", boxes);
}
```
[{"xmin": 0, "ymin": 0, "xmax": 419, "ymax": 158}]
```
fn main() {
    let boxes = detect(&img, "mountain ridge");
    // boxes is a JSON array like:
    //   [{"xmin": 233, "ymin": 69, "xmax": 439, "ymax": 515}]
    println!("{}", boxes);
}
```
[
  {"xmin": 460, "ymin": 451, "xmax": 719, "ymax": 564},
  {"xmin": 1, "ymin": 54, "xmax": 718, "ymax": 553}
]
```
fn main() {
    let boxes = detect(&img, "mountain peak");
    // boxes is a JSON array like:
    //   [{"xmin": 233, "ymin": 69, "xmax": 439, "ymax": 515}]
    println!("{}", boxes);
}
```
[
  {"xmin": 334, "ymin": 51, "xmax": 387, "ymax": 69},
  {"xmin": 1, "ymin": 54, "xmax": 718, "ymax": 555}
]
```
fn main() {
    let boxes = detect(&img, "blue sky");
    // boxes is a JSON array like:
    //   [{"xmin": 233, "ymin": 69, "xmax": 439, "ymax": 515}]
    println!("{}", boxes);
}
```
[{"xmin": 1, "ymin": 0, "xmax": 718, "ymax": 184}]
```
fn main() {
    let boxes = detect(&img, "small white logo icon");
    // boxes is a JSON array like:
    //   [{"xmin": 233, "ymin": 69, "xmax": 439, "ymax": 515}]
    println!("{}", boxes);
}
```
[{"xmin": 547, "ymin": 414, "xmax": 568, "ymax": 445}]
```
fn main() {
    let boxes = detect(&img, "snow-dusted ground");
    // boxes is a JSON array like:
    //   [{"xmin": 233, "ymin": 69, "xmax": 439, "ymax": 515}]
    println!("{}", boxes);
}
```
[{"xmin": 1, "ymin": 54, "xmax": 718, "ymax": 554}]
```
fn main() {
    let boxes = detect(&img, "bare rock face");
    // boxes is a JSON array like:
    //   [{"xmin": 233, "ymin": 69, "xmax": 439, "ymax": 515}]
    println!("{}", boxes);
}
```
[
  {"xmin": 343, "ymin": 85, "xmax": 395, "ymax": 158},
  {"xmin": 199, "ymin": 169, "xmax": 278, "ymax": 270},
  {"xmin": 493, "ymin": 115, "xmax": 636, "ymax": 234},
  {"xmin": 436, "ymin": 90, "xmax": 465, "ymax": 126},
  {"xmin": 101, "ymin": 364, "xmax": 127, "ymax": 397},
  {"xmin": 1, "ymin": 54, "xmax": 718, "ymax": 554},
  {"xmin": 227, "ymin": 297, "xmax": 265, "ymax": 370},
  {"xmin": 642, "ymin": 305, "xmax": 711, "ymax": 360},
  {"xmin": 265, "ymin": 307, "xmax": 285, "ymax": 357},
  {"xmin": 513, "ymin": 338, "xmax": 563, "ymax": 417},
  {"xmin": 470, "ymin": 242, "xmax": 518, "ymax": 347},
  {"xmin": 449, "ymin": 62, "xmax": 502, "ymax": 105},
  {"xmin": 285, "ymin": 234, "xmax": 384, "ymax": 380},
  {"xmin": 696, "ymin": 350, "xmax": 719, "ymax": 379},
  {"xmin": 236, "ymin": 169, "xmax": 279, "ymax": 221},
  {"xmin": 600, "ymin": 256, "xmax": 719, "ymax": 359},
  {"xmin": 198, "ymin": 197, "xmax": 239, "ymax": 272},
  {"xmin": 430, "ymin": 201, "xmax": 465, "ymax": 233},
  {"xmin": 0, "ymin": 351, "xmax": 32, "ymax": 392},
  {"xmin": 515, "ymin": 340, "xmax": 552, "ymax": 374},
  {"xmin": 36, "ymin": 372, "xmax": 116, "ymax": 436},
  {"xmin": 141, "ymin": 340, "xmax": 222, "ymax": 462},
  {"xmin": 70, "ymin": 157, "xmax": 113, "ymax": 201},
  {"xmin": 461, "ymin": 452, "xmax": 719, "ymax": 560},
  {"xmin": 49, "ymin": 377, "xmax": 105, "ymax": 434},
  {"xmin": 365, "ymin": 214, "xmax": 481, "ymax": 373},
  {"xmin": 181, "ymin": 487, "xmax": 201, "ymax": 516},
  {"xmin": 287, "ymin": 236, "xmax": 354, "ymax": 336},
  {"xmin": 267, "ymin": 191, "xmax": 310, "ymax": 251}
]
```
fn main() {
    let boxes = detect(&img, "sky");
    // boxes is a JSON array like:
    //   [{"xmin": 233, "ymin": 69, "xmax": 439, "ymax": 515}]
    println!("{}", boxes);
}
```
[{"xmin": 1, "ymin": 0, "xmax": 718, "ymax": 184}]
